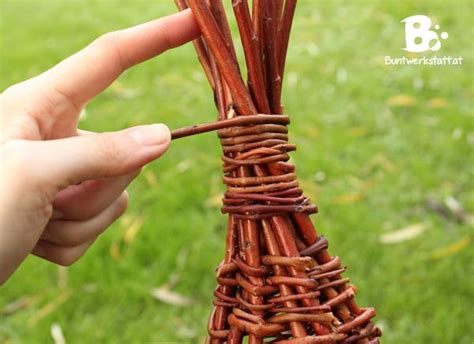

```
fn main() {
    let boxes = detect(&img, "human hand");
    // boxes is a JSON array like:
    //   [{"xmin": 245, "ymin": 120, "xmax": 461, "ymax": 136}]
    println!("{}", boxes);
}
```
[{"xmin": 0, "ymin": 10, "xmax": 199, "ymax": 285}]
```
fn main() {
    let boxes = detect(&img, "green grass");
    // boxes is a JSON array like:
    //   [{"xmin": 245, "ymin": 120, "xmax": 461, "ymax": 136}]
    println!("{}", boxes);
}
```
[{"xmin": 1, "ymin": 0, "xmax": 473, "ymax": 343}]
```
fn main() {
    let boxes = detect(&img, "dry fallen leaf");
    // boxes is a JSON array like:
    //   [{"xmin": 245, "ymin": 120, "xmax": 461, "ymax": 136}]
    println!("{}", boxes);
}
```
[
  {"xmin": 109, "ymin": 240, "xmax": 121, "ymax": 260},
  {"xmin": 429, "ymin": 236, "xmax": 471, "ymax": 260},
  {"xmin": 379, "ymin": 223, "xmax": 426, "ymax": 244},
  {"xmin": 347, "ymin": 127, "xmax": 368, "ymax": 138},
  {"xmin": 332, "ymin": 193, "xmax": 364, "ymax": 205},
  {"xmin": 205, "ymin": 194, "xmax": 222, "ymax": 208},
  {"xmin": 50, "ymin": 323, "xmax": 66, "ymax": 344},
  {"xmin": 386, "ymin": 95, "xmax": 416, "ymax": 107},
  {"xmin": 1, "ymin": 294, "xmax": 42, "ymax": 316},
  {"xmin": 444, "ymin": 196, "xmax": 466, "ymax": 221},
  {"xmin": 28, "ymin": 290, "xmax": 72, "ymax": 327},
  {"xmin": 425, "ymin": 196, "xmax": 472, "ymax": 224},
  {"xmin": 120, "ymin": 214, "xmax": 134, "ymax": 227},
  {"xmin": 347, "ymin": 175, "xmax": 378, "ymax": 191},
  {"xmin": 123, "ymin": 216, "xmax": 144, "ymax": 245},
  {"xmin": 151, "ymin": 287, "xmax": 195, "ymax": 307},
  {"xmin": 362, "ymin": 154, "xmax": 395, "ymax": 174},
  {"xmin": 427, "ymin": 97, "xmax": 448, "ymax": 109},
  {"xmin": 144, "ymin": 170, "xmax": 158, "ymax": 187}
]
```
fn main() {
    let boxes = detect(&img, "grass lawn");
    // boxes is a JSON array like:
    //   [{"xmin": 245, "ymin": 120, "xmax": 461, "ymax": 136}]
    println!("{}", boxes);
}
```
[{"xmin": 1, "ymin": 0, "xmax": 473, "ymax": 343}]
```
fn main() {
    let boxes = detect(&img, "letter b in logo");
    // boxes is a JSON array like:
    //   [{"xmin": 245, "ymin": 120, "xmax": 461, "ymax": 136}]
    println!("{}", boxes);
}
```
[{"xmin": 402, "ymin": 15, "xmax": 448, "ymax": 52}]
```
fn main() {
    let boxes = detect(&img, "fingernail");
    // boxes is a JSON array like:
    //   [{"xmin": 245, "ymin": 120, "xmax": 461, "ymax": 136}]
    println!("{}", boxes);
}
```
[{"xmin": 128, "ymin": 124, "xmax": 170, "ymax": 146}]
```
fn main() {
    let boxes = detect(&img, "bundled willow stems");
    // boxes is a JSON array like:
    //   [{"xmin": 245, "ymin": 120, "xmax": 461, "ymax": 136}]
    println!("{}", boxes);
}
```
[{"xmin": 173, "ymin": 1, "xmax": 381, "ymax": 343}]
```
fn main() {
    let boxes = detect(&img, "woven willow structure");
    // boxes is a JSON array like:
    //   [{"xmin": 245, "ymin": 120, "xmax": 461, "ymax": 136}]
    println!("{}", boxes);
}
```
[{"xmin": 172, "ymin": 1, "xmax": 381, "ymax": 343}]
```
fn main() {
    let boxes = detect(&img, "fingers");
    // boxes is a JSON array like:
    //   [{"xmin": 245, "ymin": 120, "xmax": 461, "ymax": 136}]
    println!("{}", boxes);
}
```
[
  {"xmin": 36, "ymin": 9, "xmax": 199, "ymax": 107},
  {"xmin": 11, "ymin": 123, "xmax": 170, "ymax": 189},
  {"xmin": 52, "ymin": 169, "xmax": 139, "ymax": 221},
  {"xmin": 32, "ymin": 239, "xmax": 95, "ymax": 267},
  {"xmin": 33, "ymin": 193, "xmax": 128, "ymax": 265}
]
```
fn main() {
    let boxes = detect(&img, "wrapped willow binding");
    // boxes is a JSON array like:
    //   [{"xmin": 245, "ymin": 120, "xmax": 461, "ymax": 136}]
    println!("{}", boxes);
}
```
[{"xmin": 171, "ymin": 1, "xmax": 382, "ymax": 343}]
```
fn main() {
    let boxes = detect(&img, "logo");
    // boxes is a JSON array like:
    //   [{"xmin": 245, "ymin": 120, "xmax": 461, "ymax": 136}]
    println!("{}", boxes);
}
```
[
  {"xmin": 402, "ymin": 15, "xmax": 448, "ymax": 52},
  {"xmin": 384, "ymin": 14, "xmax": 463, "ymax": 66}
]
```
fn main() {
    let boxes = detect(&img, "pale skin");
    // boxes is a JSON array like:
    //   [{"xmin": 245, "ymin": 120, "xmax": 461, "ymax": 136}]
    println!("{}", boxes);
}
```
[{"xmin": 0, "ymin": 10, "xmax": 200, "ymax": 285}]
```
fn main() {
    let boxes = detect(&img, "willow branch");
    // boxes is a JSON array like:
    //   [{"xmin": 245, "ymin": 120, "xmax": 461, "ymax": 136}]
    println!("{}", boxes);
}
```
[
  {"xmin": 171, "ymin": 114, "xmax": 289, "ymax": 140},
  {"xmin": 263, "ymin": 0, "xmax": 283, "ymax": 114},
  {"xmin": 233, "ymin": 0, "xmax": 270, "ymax": 114},
  {"xmin": 174, "ymin": 0, "xmax": 215, "ymax": 91},
  {"xmin": 187, "ymin": 0, "xmax": 257, "ymax": 115},
  {"xmin": 278, "ymin": 0, "xmax": 297, "ymax": 79},
  {"xmin": 210, "ymin": 1, "xmax": 237, "ymax": 61}
]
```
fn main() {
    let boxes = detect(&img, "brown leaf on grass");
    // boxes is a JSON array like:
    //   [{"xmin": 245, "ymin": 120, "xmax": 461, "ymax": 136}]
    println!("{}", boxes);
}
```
[
  {"xmin": 429, "ymin": 236, "xmax": 471, "ymax": 260},
  {"xmin": 1, "ymin": 294, "xmax": 42, "ymax": 316},
  {"xmin": 123, "ymin": 216, "xmax": 144, "ymax": 245},
  {"xmin": 205, "ymin": 194, "xmax": 222, "ymax": 208},
  {"xmin": 427, "ymin": 97, "xmax": 448, "ymax": 109},
  {"xmin": 425, "ymin": 196, "xmax": 473, "ymax": 224},
  {"xmin": 386, "ymin": 95, "xmax": 416, "ymax": 107},
  {"xmin": 362, "ymin": 154, "xmax": 395, "ymax": 174},
  {"xmin": 109, "ymin": 240, "xmax": 121, "ymax": 260},
  {"xmin": 50, "ymin": 323, "xmax": 66, "ymax": 344},
  {"xmin": 28, "ymin": 290, "xmax": 72, "ymax": 327},
  {"xmin": 379, "ymin": 223, "xmax": 426, "ymax": 244},
  {"xmin": 332, "ymin": 193, "xmax": 364, "ymax": 205},
  {"xmin": 151, "ymin": 287, "xmax": 195, "ymax": 307},
  {"xmin": 347, "ymin": 175, "xmax": 378, "ymax": 191},
  {"xmin": 120, "ymin": 214, "xmax": 133, "ymax": 227},
  {"xmin": 347, "ymin": 127, "xmax": 368, "ymax": 138},
  {"xmin": 444, "ymin": 196, "xmax": 469, "ymax": 223},
  {"xmin": 144, "ymin": 170, "xmax": 158, "ymax": 187}
]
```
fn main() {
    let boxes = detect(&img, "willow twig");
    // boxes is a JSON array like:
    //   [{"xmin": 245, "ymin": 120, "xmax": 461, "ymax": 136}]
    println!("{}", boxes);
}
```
[
  {"xmin": 171, "ymin": 114, "xmax": 289, "ymax": 140},
  {"xmin": 262, "ymin": 0, "xmax": 282, "ymax": 114},
  {"xmin": 174, "ymin": 0, "xmax": 215, "ymax": 91},
  {"xmin": 187, "ymin": 0, "xmax": 257, "ymax": 115},
  {"xmin": 233, "ymin": 0, "xmax": 270, "ymax": 114},
  {"xmin": 278, "ymin": 0, "xmax": 297, "ymax": 79}
]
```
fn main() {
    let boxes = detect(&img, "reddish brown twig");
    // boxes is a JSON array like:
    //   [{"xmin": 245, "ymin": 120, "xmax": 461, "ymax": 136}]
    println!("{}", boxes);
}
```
[
  {"xmin": 187, "ymin": 0, "xmax": 257, "ymax": 115},
  {"xmin": 170, "ymin": 114, "xmax": 289, "ymax": 140},
  {"xmin": 232, "ymin": 0, "xmax": 270, "ymax": 114},
  {"xmin": 278, "ymin": 0, "xmax": 297, "ymax": 79},
  {"xmin": 262, "ymin": 0, "xmax": 283, "ymax": 114}
]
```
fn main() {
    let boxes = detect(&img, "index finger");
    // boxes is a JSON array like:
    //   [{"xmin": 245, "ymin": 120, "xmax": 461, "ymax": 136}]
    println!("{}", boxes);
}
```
[{"xmin": 36, "ymin": 9, "xmax": 199, "ymax": 107}]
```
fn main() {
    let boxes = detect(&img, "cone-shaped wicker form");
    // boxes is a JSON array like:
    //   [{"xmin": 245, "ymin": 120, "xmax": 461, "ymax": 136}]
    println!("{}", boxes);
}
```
[{"xmin": 174, "ymin": 1, "xmax": 381, "ymax": 343}]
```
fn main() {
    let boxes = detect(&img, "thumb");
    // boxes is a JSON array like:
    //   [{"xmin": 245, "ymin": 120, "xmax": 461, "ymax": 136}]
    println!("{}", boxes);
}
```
[{"xmin": 31, "ymin": 123, "xmax": 171, "ymax": 187}]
